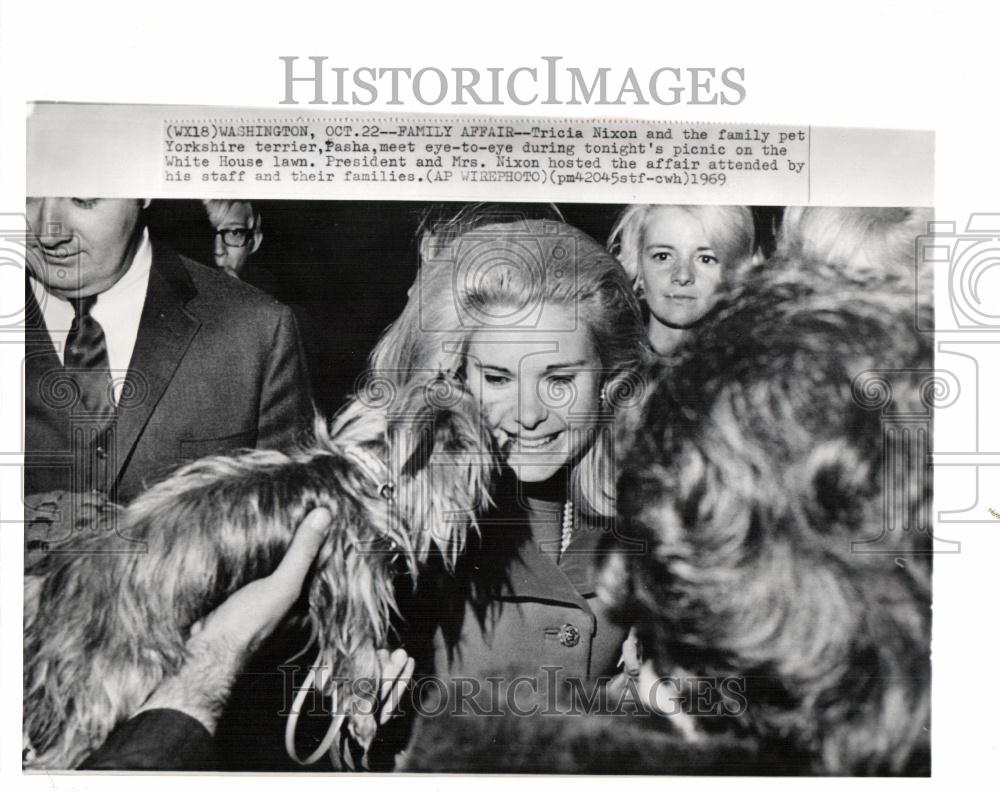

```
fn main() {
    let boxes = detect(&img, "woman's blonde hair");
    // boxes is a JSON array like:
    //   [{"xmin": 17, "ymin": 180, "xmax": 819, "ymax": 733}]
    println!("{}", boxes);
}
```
[
  {"xmin": 776, "ymin": 206, "xmax": 932, "ymax": 282},
  {"xmin": 608, "ymin": 204, "xmax": 756, "ymax": 289},
  {"xmin": 371, "ymin": 216, "xmax": 644, "ymax": 518}
]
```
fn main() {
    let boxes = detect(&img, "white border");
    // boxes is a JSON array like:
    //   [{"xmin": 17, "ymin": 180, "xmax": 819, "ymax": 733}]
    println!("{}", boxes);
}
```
[{"xmin": 4, "ymin": 1, "xmax": 999, "ymax": 790}]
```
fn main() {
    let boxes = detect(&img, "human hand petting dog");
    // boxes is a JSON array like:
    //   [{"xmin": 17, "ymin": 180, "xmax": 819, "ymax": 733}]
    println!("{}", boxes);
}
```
[{"xmin": 135, "ymin": 507, "xmax": 332, "ymax": 733}]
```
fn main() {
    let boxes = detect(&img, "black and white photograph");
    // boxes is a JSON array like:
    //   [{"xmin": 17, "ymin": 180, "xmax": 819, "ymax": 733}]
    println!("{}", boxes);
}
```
[
  {"xmin": 21, "ymin": 197, "xmax": 932, "ymax": 775},
  {"xmin": 3, "ymin": 2, "xmax": 999, "ymax": 790}
]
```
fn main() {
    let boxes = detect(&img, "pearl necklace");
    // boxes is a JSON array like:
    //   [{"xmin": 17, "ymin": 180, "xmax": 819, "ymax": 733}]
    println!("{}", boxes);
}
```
[{"xmin": 560, "ymin": 500, "xmax": 574, "ymax": 557}]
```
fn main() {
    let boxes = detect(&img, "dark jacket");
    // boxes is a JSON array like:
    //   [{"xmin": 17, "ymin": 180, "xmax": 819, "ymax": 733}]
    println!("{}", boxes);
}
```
[
  {"xmin": 81, "ymin": 710, "xmax": 214, "ymax": 771},
  {"xmin": 25, "ymin": 241, "xmax": 313, "ymax": 503},
  {"xmin": 401, "ymin": 482, "xmax": 634, "ymax": 711}
]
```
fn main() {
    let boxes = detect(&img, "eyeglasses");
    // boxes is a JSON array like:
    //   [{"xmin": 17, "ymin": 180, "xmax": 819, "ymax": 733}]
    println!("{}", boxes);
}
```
[{"xmin": 214, "ymin": 227, "xmax": 254, "ymax": 248}]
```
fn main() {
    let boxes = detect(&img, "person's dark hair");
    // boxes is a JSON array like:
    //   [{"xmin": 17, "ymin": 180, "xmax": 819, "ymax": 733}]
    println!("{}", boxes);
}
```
[{"xmin": 610, "ymin": 256, "xmax": 933, "ymax": 774}]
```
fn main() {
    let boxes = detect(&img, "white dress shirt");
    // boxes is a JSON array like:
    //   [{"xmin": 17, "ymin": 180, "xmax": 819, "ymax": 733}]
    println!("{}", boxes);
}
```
[{"xmin": 30, "ymin": 229, "xmax": 153, "ymax": 405}]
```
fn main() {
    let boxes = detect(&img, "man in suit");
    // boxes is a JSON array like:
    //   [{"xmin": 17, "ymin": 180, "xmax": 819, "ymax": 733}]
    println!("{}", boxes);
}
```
[
  {"xmin": 24, "ymin": 197, "xmax": 313, "ymax": 505},
  {"xmin": 203, "ymin": 198, "xmax": 279, "ymax": 295}
]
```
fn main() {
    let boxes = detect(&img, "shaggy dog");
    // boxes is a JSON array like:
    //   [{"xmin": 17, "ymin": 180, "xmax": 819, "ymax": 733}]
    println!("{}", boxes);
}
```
[
  {"xmin": 23, "ymin": 374, "xmax": 493, "ymax": 770},
  {"xmin": 406, "ymin": 255, "xmax": 933, "ymax": 775},
  {"xmin": 24, "ymin": 244, "xmax": 934, "ymax": 775}
]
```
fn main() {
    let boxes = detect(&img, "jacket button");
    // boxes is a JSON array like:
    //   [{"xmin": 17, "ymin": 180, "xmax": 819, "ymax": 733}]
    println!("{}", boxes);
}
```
[{"xmin": 558, "ymin": 623, "xmax": 581, "ymax": 647}]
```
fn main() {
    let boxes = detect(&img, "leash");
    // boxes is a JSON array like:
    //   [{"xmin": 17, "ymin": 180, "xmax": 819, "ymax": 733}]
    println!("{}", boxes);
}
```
[
  {"xmin": 284, "ymin": 444, "xmax": 395, "ymax": 766},
  {"xmin": 284, "ymin": 657, "xmax": 346, "ymax": 766}
]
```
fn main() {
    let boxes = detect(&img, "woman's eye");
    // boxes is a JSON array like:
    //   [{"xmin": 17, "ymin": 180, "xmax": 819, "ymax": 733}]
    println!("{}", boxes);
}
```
[
  {"xmin": 651, "ymin": 251, "xmax": 673, "ymax": 263},
  {"xmin": 698, "ymin": 253, "xmax": 719, "ymax": 265},
  {"xmin": 547, "ymin": 374, "xmax": 575, "ymax": 386},
  {"xmin": 70, "ymin": 198, "xmax": 99, "ymax": 209},
  {"xmin": 483, "ymin": 373, "xmax": 512, "ymax": 386}
]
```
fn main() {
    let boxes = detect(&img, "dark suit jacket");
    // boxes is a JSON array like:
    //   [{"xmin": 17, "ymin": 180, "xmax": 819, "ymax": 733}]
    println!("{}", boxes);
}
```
[
  {"xmin": 80, "ymin": 710, "xmax": 214, "ymax": 771},
  {"xmin": 25, "ymin": 241, "xmax": 314, "ymax": 503}
]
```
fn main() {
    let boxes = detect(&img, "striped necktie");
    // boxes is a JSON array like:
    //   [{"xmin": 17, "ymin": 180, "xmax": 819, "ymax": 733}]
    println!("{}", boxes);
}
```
[{"xmin": 65, "ymin": 295, "xmax": 116, "ymax": 420}]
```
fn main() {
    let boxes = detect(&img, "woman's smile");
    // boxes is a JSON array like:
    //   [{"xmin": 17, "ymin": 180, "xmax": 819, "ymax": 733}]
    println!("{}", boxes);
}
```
[
  {"xmin": 507, "ymin": 430, "xmax": 563, "ymax": 450},
  {"xmin": 466, "ymin": 303, "xmax": 603, "ymax": 484}
]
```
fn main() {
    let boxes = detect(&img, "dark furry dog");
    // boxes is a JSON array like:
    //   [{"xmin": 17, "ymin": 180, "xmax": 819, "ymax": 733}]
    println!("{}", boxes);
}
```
[
  {"xmin": 24, "ymin": 375, "xmax": 493, "ymax": 770},
  {"xmin": 407, "ymin": 256, "xmax": 933, "ymax": 775},
  {"xmin": 613, "ymin": 258, "xmax": 933, "ymax": 774},
  {"xmin": 24, "ymin": 244, "xmax": 934, "ymax": 775}
]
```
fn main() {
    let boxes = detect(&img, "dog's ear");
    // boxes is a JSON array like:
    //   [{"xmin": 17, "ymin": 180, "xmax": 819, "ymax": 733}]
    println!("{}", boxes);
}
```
[{"xmin": 387, "ymin": 375, "xmax": 494, "ymax": 567}]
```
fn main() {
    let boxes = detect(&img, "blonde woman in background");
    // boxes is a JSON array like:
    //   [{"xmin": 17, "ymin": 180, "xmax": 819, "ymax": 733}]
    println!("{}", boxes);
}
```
[{"xmin": 609, "ymin": 205, "xmax": 756, "ymax": 355}]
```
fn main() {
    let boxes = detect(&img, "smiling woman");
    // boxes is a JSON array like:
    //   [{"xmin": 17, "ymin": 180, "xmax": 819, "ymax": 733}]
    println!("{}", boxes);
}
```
[
  {"xmin": 466, "ymin": 302, "xmax": 603, "ymax": 483},
  {"xmin": 369, "ymin": 212, "xmax": 645, "ymax": 714}
]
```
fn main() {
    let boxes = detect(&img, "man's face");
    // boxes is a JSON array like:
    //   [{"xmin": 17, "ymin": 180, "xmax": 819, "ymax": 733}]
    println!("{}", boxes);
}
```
[
  {"xmin": 26, "ymin": 198, "xmax": 145, "ymax": 299},
  {"xmin": 212, "ymin": 203, "xmax": 260, "ymax": 276}
]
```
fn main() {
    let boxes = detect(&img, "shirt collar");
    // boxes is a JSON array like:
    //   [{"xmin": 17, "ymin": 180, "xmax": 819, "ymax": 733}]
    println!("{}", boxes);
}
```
[{"xmin": 103, "ymin": 227, "xmax": 151, "ymax": 298}]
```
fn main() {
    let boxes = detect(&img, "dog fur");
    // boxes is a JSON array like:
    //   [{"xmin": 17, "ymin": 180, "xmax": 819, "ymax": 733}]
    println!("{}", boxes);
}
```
[
  {"xmin": 24, "ymin": 244, "xmax": 934, "ymax": 775},
  {"xmin": 405, "ymin": 255, "xmax": 933, "ymax": 776},
  {"xmin": 610, "ymin": 256, "xmax": 933, "ymax": 775},
  {"xmin": 24, "ymin": 375, "xmax": 493, "ymax": 769}
]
